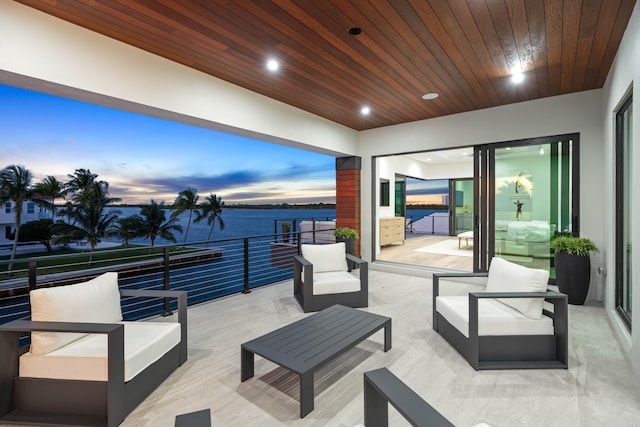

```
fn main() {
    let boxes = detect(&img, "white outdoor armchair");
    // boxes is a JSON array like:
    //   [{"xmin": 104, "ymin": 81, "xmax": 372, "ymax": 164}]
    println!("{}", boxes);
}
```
[
  {"xmin": 293, "ymin": 242, "xmax": 368, "ymax": 313},
  {"xmin": 432, "ymin": 257, "xmax": 568, "ymax": 370}
]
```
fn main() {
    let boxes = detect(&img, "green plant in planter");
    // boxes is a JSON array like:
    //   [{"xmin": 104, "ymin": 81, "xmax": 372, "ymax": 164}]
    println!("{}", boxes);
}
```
[
  {"xmin": 334, "ymin": 227, "xmax": 359, "ymax": 240},
  {"xmin": 550, "ymin": 235, "xmax": 598, "ymax": 305},
  {"xmin": 549, "ymin": 235, "xmax": 599, "ymax": 256},
  {"xmin": 334, "ymin": 227, "xmax": 359, "ymax": 256}
]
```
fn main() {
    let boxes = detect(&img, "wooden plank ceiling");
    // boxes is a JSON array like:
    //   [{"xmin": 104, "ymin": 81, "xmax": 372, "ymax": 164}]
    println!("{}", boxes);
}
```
[{"xmin": 16, "ymin": 0, "xmax": 636, "ymax": 131}]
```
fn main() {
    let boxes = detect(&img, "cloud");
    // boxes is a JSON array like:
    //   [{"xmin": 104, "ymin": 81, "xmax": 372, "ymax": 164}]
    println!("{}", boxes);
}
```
[{"xmin": 130, "ymin": 170, "xmax": 262, "ymax": 194}]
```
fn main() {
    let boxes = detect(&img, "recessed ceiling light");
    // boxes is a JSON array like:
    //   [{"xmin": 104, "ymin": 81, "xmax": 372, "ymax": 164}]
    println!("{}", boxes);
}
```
[
  {"xmin": 511, "ymin": 71, "xmax": 524, "ymax": 83},
  {"xmin": 422, "ymin": 93, "xmax": 439, "ymax": 100},
  {"xmin": 349, "ymin": 27, "xmax": 362, "ymax": 35},
  {"xmin": 426, "ymin": 158, "xmax": 432, "ymax": 161},
  {"xmin": 361, "ymin": 106, "xmax": 371, "ymax": 115},
  {"xmin": 266, "ymin": 59, "xmax": 279, "ymax": 72}
]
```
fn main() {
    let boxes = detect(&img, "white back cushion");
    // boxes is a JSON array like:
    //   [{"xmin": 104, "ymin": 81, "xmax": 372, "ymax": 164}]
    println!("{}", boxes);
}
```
[
  {"xmin": 485, "ymin": 257, "xmax": 549, "ymax": 319},
  {"xmin": 301, "ymin": 243, "xmax": 348, "ymax": 273},
  {"xmin": 30, "ymin": 272, "xmax": 123, "ymax": 355}
]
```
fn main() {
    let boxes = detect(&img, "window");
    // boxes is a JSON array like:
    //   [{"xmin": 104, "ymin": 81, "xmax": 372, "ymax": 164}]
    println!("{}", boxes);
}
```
[
  {"xmin": 395, "ymin": 178, "xmax": 406, "ymax": 217},
  {"xmin": 380, "ymin": 179, "xmax": 390, "ymax": 206},
  {"xmin": 5, "ymin": 226, "xmax": 12, "ymax": 240},
  {"xmin": 4, "ymin": 202, "xmax": 10, "ymax": 214},
  {"xmin": 615, "ymin": 94, "xmax": 632, "ymax": 330},
  {"xmin": 27, "ymin": 203, "xmax": 35, "ymax": 214}
]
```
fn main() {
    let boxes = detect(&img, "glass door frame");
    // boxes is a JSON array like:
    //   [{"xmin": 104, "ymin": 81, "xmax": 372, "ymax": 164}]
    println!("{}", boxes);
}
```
[
  {"xmin": 449, "ymin": 178, "xmax": 474, "ymax": 236},
  {"xmin": 473, "ymin": 133, "xmax": 581, "ymax": 274},
  {"xmin": 615, "ymin": 94, "xmax": 632, "ymax": 330}
]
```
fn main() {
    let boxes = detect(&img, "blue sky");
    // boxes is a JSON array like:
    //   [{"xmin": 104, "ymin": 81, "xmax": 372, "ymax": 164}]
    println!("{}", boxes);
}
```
[{"xmin": 0, "ymin": 84, "xmax": 336, "ymax": 205}]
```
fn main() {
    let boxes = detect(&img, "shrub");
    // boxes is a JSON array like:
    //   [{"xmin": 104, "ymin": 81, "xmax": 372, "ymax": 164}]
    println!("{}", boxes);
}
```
[
  {"xmin": 550, "ymin": 235, "xmax": 598, "ymax": 256},
  {"xmin": 334, "ymin": 227, "xmax": 359, "ymax": 240}
]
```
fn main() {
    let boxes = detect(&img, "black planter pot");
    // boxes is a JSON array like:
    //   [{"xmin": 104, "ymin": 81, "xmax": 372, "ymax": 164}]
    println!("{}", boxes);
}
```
[
  {"xmin": 281, "ymin": 225, "xmax": 291, "ymax": 243},
  {"xmin": 555, "ymin": 252, "xmax": 591, "ymax": 305},
  {"xmin": 336, "ymin": 237, "xmax": 356, "ymax": 255}
]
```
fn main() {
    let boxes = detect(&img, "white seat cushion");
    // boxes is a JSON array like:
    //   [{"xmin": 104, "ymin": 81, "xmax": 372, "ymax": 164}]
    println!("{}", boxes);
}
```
[
  {"xmin": 301, "ymin": 243, "xmax": 348, "ymax": 273},
  {"xmin": 484, "ymin": 257, "xmax": 549, "ymax": 319},
  {"xmin": 30, "ymin": 272, "xmax": 123, "ymax": 355},
  {"xmin": 436, "ymin": 296, "xmax": 554, "ymax": 338},
  {"xmin": 312, "ymin": 271, "xmax": 361, "ymax": 295},
  {"xmin": 19, "ymin": 321, "xmax": 180, "ymax": 382},
  {"xmin": 457, "ymin": 231, "xmax": 474, "ymax": 239}
]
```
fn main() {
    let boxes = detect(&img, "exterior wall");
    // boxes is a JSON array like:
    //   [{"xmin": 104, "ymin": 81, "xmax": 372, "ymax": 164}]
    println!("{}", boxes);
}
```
[
  {"xmin": 601, "ymin": 2, "xmax": 640, "ymax": 375},
  {"xmin": 0, "ymin": 201, "xmax": 48, "ymax": 246},
  {"xmin": 359, "ymin": 90, "xmax": 605, "ymax": 299},
  {"xmin": 360, "ymin": 90, "xmax": 611, "ymax": 276}
]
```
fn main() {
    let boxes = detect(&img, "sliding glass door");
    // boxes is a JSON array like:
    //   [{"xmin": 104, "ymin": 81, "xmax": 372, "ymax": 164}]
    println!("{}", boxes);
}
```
[{"xmin": 475, "ymin": 135, "xmax": 579, "ymax": 276}]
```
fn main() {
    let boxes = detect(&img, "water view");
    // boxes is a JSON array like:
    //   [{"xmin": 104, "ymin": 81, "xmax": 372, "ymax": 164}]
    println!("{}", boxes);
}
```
[
  {"xmin": 105, "ymin": 207, "xmax": 337, "ymax": 246},
  {"xmin": 98, "ymin": 207, "xmax": 446, "ymax": 246}
]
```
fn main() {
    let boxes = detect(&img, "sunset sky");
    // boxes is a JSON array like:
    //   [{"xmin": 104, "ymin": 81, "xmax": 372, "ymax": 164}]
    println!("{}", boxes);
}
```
[{"xmin": 0, "ymin": 84, "xmax": 336, "ymax": 205}]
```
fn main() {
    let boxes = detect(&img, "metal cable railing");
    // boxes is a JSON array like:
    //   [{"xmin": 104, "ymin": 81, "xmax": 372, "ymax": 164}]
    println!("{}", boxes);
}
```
[{"xmin": 0, "ymin": 229, "xmax": 335, "ymax": 325}]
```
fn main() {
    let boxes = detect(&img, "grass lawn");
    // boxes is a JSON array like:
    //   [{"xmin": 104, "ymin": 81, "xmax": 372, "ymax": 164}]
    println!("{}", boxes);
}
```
[{"xmin": 0, "ymin": 244, "xmax": 200, "ymax": 280}]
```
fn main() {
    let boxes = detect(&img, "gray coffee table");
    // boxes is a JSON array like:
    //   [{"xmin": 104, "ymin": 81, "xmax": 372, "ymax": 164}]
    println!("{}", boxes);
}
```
[{"xmin": 241, "ymin": 304, "xmax": 392, "ymax": 418}]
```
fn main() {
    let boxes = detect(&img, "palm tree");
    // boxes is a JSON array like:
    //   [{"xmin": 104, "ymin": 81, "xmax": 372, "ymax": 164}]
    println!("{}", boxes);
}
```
[
  {"xmin": 61, "ymin": 200, "xmax": 76, "ymax": 225},
  {"xmin": 172, "ymin": 187, "xmax": 199, "ymax": 245},
  {"xmin": 194, "ymin": 193, "xmax": 225, "ymax": 246},
  {"xmin": 139, "ymin": 200, "xmax": 183, "ymax": 247},
  {"xmin": 0, "ymin": 165, "xmax": 34, "ymax": 274},
  {"xmin": 53, "ymin": 181, "xmax": 121, "ymax": 253},
  {"xmin": 110, "ymin": 215, "xmax": 143, "ymax": 248},
  {"xmin": 33, "ymin": 175, "xmax": 68, "ymax": 220},
  {"xmin": 66, "ymin": 168, "xmax": 98, "ymax": 193}
]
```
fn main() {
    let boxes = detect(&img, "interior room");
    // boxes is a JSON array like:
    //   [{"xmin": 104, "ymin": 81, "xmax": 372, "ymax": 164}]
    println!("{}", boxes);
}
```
[
  {"xmin": 1, "ymin": 1, "xmax": 639, "ymax": 426},
  {"xmin": 375, "ymin": 148, "xmax": 475, "ymax": 271}
]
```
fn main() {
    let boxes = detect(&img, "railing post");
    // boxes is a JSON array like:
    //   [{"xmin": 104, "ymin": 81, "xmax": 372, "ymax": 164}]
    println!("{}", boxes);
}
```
[
  {"xmin": 292, "ymin": 219, "xmax": 298, "ymax": 243},
  {"xmin": 242, "ymin": 238, "xmax": 251, "ymax": 294},
  {"xmin": 28, "ymin": 260, "xmax": 37, "ymax": 291},
  {"xmin": 311, "ymin": 218, "xmax": 317, "ymax": 243},
  {"xmin": 162, "ymin": 247, "xmax": 172, "ymax": 316},
  {"xmin": 274, "ymin": 219, "xmax": 278, "ymax": 242}
]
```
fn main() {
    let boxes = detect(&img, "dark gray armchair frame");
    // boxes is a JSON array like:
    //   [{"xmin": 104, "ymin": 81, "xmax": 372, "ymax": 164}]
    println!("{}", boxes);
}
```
[
  {"xmin": 293, "ymin": 253, "xmax": 368, "ymax": 313},
  {"xmin": 432, "ymin": 272, "xmax": 568, "ymax": 370},
  {"xmin": 364, "ymin": 368, "xmax": 454, "ymax": 427},
  {"xmin": 0, "ymin": 289, "xmax": 187, "ymax": 427}
]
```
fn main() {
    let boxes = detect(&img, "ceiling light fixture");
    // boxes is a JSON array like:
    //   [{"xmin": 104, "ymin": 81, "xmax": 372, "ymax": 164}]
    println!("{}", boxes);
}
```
[
  {"xmin": 361, "ymin": 106, "xmax": 371, "ymax": 115},
  {"xmin": 266, "ymin": 59, "xmax": 279, "ymax": 72},
  {"xmin": 422, "ymin": 93, "xmax": 439, "ymax": 100},
  {"xmin": 511, "ymin": 71, "xmax": 524, "ymax": 83},
  {"xmin": 539, "ymin": 147, "xmax": 545, "ymax": 155},
  {"xmin": 348, "ymin": 27, "xmax": 362, "ymax": 35}
]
